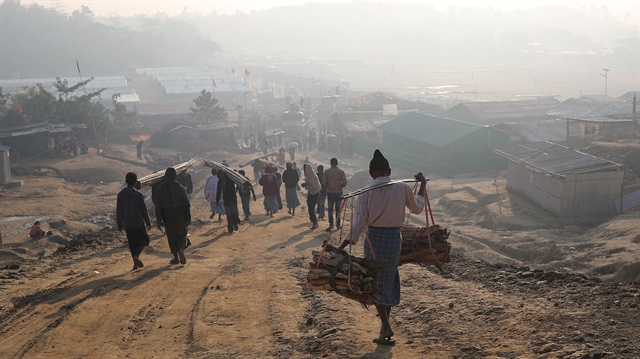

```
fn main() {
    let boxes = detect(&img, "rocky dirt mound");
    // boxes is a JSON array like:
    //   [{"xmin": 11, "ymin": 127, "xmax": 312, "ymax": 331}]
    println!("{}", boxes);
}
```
[
  {"xmin": 345, "ymin": 170, "xmax": 372, "ymax": 192},
  {"xmin": 584, "ymin": 140, "xmax": 640, "ymax": 184}
]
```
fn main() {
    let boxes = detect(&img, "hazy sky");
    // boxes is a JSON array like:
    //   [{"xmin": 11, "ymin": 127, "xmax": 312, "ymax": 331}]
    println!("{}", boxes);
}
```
[{"xmin": 17, "ymin": 0, "xmax": 640, "ymax": 25}]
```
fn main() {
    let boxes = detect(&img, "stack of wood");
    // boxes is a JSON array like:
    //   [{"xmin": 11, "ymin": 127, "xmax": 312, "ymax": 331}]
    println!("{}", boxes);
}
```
[
  {"xmin": 238, "ymin": 157, "xmax": 285, "ymax": 171},
  {"xmin": 307, "ymin": 244, "xmax": 385, "ymax": 307},
  {"xmin": 203, "ymin": 159, "xmax": 253, "ymax": 190},
  {"xmin": 238, "ymin": 151, "xmax": 279, "ymax": 167},
  {"xmin": 399, "ymin": 224, "xmax": 451, "ymax": 270},
  {"xmin": 138, "ymin": 159, "xmax": 197, "ymax": 187}
]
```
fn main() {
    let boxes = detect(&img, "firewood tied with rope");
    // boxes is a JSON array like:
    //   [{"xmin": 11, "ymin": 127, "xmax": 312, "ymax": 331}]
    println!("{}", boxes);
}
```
[
  {"xmin": 307, "ymin": 244, "xmax": 385, "ymax": 308},
  {"xmin": 399, "ymin": 224, "xmax": 451, "ymax": 271}
]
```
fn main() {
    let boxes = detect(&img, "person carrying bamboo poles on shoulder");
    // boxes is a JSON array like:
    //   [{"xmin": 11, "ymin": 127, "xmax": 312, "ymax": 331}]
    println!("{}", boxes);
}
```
[{"xmin": 339, "ymin": 149, "xmax": 427, "ymax": 346}]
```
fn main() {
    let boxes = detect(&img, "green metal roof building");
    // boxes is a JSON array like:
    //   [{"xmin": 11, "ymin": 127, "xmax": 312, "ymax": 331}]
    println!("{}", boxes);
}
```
[{"xmin": 373, "ymin": 112, "xmax": 519, "ymax": 177}]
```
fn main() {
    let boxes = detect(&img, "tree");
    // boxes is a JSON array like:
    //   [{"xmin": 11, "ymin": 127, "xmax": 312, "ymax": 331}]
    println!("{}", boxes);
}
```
[
  {"xmin": 1, "ymin": 78, "xmax": 111, "ymax": 137},
  {"xmin": 110, "ymin": 94, "xmax": 137, "ymax": 125},
  {"xmin": 189, "ymin": 90, "xmax": 227, "ymax": 124},
  {"xmin": 0, "ymin": 87, "xmax": 8, "ymax": 118},
  {"xmin": 11, "ymin": 84, "xmax": 57, "ymax": 124}
]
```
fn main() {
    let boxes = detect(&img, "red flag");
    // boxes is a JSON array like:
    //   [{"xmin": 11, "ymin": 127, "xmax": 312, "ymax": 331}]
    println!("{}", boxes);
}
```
[
  {"xmin": 245, "ymin": 68, "xmax": 250, "ymax": 76},
  {"xmin": 211, "ymin": 78, "xmax": 217, "ymax": 89}
]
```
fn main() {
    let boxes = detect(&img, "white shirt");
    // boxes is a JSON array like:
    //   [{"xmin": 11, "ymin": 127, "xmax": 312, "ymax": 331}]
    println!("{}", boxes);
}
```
[
  {"xmin": 204, "ymin": 176, "xmax": 222, "ymax": 203},
  {"xmin": 345, "ymin": 176, "xmax": 424, "ymax": 244}
]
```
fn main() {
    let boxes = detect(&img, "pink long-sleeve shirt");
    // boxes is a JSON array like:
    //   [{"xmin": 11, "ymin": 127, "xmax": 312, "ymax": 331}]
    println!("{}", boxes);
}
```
[{"xmin": 345, "ymin": 176, "xmax": 424, "ymax": 244}]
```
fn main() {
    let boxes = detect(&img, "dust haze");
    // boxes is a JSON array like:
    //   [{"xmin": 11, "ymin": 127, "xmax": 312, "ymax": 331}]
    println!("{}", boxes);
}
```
[{"xmin": 2, "ymin": 1, "xmax": 638, "ymax": 99}]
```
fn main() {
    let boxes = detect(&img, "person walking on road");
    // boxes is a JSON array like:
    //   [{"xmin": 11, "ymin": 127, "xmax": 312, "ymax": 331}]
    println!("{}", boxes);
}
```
[
  {"xmin": 116, "ymin": 172, "xmax": 151, "ymax": 270},
  {"xmin": 301, "ymin": 163, "xmax": 321, "ymax": 229},
  {"xmin": 136, "ymin": 140, "xmax": 144, "ymax": 159},
  {"xmin": 204, "ymin": 169, "xmax": 225, "ymax": 222},
  {"xmin": 339, "ymin": 149, "xmax": 427, "ymax": 346},
  {"xmin": 216, "ymin": 171, "xmax": 241, "ymax": 234},
  {"xmin": 258, "ymin": 166, "xmax": 280, "ymax": 217},
  {"xmin": 153, "ymin": 168, "xmax": 191, "ymax": 265},
  {"xmin": 237, "ymin": 170, "xmax": 256, "ymax": 221},
  {"xmin": 316, "ymin": 165, "xmax": 327, "ymax": 221},
  {"xmin": 282, "ymin": 162, "xmax": 300, "ymax": 216},
  {"xmin": 322, "ymin": 157, "xmax": 347, "ymax": 231}
]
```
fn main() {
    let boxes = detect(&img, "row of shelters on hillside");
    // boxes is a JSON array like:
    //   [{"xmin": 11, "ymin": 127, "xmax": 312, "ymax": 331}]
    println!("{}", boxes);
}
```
[
  {"xmin": 327, "ymin": 94, "xmax": 637, "ymax": 177},
  {"xmin": 135, "ymin": 67, "xmax": 250, "ymax": 109},
  {"xmin": 0, "ymin": 122, "xmax": 84, "ymax": 158},
  {"xmin": 0, "ymin": 76, "xmax": 140, "ymax": 108},
  {"xmin": 326, "ymin": 95, "xmax": 635, "ymax": 217},
  {"xmin": 494, "ymin": 142, "xmax": 625, "ymax": 217}
]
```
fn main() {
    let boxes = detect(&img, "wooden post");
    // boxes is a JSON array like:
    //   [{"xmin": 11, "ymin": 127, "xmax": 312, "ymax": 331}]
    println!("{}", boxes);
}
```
[{"xmin": 92, "ymin": 121, "xmax": 100, "ymax": 153}]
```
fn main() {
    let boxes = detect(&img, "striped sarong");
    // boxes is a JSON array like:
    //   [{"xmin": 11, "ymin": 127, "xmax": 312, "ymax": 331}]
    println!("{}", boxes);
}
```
[
  {"xmin": 285, "ymin": 187, "xmax": 300, "ymax": 208},
  {"xmin": 364, "ymin": 227, "xmax": 402, "ymax": 306}
]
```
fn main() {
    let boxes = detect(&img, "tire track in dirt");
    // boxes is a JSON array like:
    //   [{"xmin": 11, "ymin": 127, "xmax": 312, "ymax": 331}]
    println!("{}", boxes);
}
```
[
  {"xmin": 13, "ymin": 290, "xmax": 95, "ymax": 359},
  {"xmin": 186, "ymin": 276, "xmax": 218, "ymax": 354},
  {"xmin": 5, "ymin": 271, "xmax": 131, "ymax": 358}
]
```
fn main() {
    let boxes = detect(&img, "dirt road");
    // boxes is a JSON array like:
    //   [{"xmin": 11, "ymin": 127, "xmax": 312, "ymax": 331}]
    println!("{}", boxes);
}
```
[{"xmin": 0, "ymin": 148, "xmax": 638, "ymax": 358}]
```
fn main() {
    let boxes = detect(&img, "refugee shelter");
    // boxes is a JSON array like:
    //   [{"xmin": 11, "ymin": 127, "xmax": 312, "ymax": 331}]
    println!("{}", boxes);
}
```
[
  {"xmin": 0, "ymin": 123, "xmax": 50, "ymax": 157},
  {"xmin": 549, "ymin": 97, "xmax": 631, "ymax": 119},
  {"xmin": 164, "ymin": 125, "xmax": 199, "ymax": 148},
  {"xmin": 493, "ymin": 119, "xmax": 566, "ymax": 144},
  {"xmin": 375, "ymin": 112, "xmax": 518, "ymax": 176},
  {"xmin": 445, "ymin": 98, "xmax": 559, "ymax": 126},
  {"xmin": 494, "ymin": 142, "xmax": 624, "ymax": 217},
  {"xmin": 566, "ymin": 117, "xmax": 639, "ymax": 140}
]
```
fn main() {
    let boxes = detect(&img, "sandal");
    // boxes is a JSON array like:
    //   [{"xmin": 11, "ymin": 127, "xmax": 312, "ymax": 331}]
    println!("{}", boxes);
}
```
[{"xmin": 373, "ymin": 337, "xmax": 396, "ymax": 346}]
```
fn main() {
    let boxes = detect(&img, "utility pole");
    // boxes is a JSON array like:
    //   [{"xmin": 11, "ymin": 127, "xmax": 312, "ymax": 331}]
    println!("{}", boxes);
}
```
[{"xmin": 601, "ymin": 68, "xmax": 610, "ymax": 100}]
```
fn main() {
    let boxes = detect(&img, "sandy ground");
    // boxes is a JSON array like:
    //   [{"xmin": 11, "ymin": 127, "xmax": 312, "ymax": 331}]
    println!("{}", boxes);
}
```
[{"xmin": 0, "ymin": 143, "xmax": 639, "ymax": 358}]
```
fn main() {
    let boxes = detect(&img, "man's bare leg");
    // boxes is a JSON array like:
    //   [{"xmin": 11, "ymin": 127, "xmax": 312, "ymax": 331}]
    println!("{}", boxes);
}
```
[{"xmin": 375, "ymin": 304, "xmax": 394, "ymax": 339}]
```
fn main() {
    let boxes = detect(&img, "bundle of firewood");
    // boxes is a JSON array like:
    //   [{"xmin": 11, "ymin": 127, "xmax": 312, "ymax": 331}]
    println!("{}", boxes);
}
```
[
  {"xmin": 307, "ymin": 244, "xmax": 385, "ymax": 307},
  {"xmin": 399, "ymin": 224, "xmax": 451, "ymax": 270}
]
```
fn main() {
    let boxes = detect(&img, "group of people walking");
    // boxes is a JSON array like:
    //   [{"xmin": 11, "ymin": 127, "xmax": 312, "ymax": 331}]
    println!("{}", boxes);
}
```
[
  {"xmin": 115, "ymin": 148, "xmax": 426, "ymax": 347},
  {"xmin": 255, "ymin": 157, "xmax": 347, "ymax": 231},
  {"xmin": 116, "ymin": 168, "xmax": 192, "ymax": 270}
]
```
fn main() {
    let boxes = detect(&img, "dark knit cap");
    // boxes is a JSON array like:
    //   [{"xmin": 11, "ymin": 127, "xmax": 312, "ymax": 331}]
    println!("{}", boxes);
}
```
[{"xmin": 369, "ymin": 149, "xmax": 390, "ymax": 172}]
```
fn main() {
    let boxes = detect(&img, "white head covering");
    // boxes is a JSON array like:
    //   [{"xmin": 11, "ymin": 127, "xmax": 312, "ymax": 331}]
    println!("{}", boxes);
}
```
[{"xmin": 303, "ymin": 163, "xmax": 321, "ymax": 195}]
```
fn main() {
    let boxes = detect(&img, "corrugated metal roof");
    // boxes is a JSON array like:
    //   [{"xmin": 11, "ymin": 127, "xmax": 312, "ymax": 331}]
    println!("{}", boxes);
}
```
[
  {"xmin": 549, "ymin": 97, "xmax": 631, "ymax": 118},
  {"xmin": 566, "ymin": 117, "xmax": 637, "ymax": 123},
  {"xmin": 378, "ymin": 112, "xmax": 482, "ymax": 147},
  {"xmin": 0, "ymin": 124, "xmax": 73, "ymax": 138},
  {"xmin": 495, "ymin": 119, "xmax": 566, "ymax": 143},
  {"xmin": 167, "ymin": 125, "xmax": 198, "ymax": 133},
  {"xmin": 343, "ymin": 118, "xmax": 389, "ymax": 133},
  {"xmin": 448, "ymin": 98, "xmax": 559, "ymax": 123},
  {"xmin": 618, "ymin": 91, "xmax": 640, "ymax": 101},
  {"xmin": 136, "ymin": 66, "xmax": 248, "ymax": 95},
  {"xmin": 494, "ymin": 141, "xmax": 623, "ymax": 177}
]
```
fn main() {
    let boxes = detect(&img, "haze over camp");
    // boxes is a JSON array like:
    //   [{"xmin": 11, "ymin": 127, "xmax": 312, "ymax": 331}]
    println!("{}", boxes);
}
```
[{"xmin": 0, "ymin": 0, "xmax": 639, "ymax": 358}]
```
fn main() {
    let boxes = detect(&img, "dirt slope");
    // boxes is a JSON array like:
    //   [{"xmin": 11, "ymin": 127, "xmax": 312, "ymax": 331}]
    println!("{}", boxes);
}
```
[{"xmin": 0, "ymin": 146, "xmax": 638, "ymax": 358}]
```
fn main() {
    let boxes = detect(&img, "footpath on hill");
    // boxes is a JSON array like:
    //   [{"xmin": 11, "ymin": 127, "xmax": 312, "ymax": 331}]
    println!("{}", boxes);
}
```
[{"xmin": 0, "ymin": 146, "xmax": 638, "ymax": 358}]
